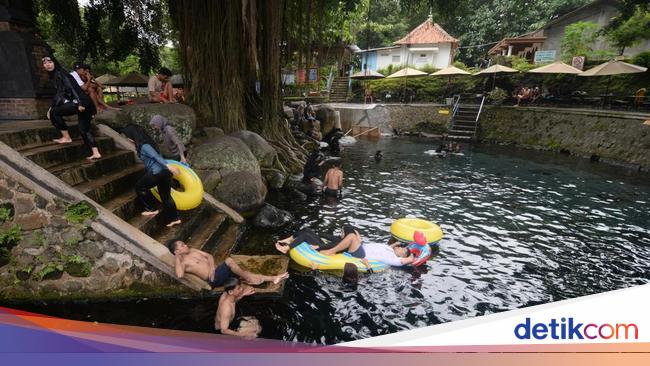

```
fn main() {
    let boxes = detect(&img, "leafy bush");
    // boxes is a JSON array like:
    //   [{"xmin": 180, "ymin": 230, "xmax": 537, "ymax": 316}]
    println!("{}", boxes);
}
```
[
  {"xmin": 487, "ymin": 87, "xmax": 508, "ymax": 105},
  {"xmin": 508, "ymin": 56, "xmax": 536, "ymax": 72},
  {"xmin": 0, "ymin": 207, "xmax": 11, "ymax": 223},
  {"xmin": 633, "ymin": 51, "xmax": 650, "ymax": 68},
  {"xmin": 65, "ymin": 201, "xmax": 98, "ymax": 224}
]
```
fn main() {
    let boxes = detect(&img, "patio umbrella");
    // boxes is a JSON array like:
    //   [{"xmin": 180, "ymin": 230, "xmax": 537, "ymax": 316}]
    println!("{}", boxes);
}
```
[
  {"xmin": 386, "ymin": 67, "xmax": 428, "ymax": 78},
  {"xmin": 104, "ymin": 72, "xmax": 149, "ymax": 99},
  {"xmin": 95, "ymin": 73, "xmax": 116, "ymax": 84},
  {"xmin": 430, "ymin": 66, "xmax": 472, "ymax": 97},
  {"xmin": 473, "ymin": 64, "xmax": 518, "ymax": 91},
  {"xmin": 528, "ymin": 61, "xmax": 582, "ymax": 74},
  {"xmin": 472, "ymin": 64, "xmax": 518, "ymax": 76},
  {"xmin": 350, "ymin": 69, "xmax": 386, "ymax": 80},
  {"xmin": 579, "ymin": 60, "xmax": 648, "ymax": 99}
]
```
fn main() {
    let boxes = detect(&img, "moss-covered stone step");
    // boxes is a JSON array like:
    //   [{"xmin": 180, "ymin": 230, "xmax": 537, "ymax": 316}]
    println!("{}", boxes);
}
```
[
  {"xmin": 186, "ymin": 213, "xmax": 228, "ymax": 251},
  {"xmin": 210, "ymin": 223, "xmax": 243, "ymax": 264},
  {"xmin": 103, "ymin": 190, "xmax": 142, "ymax": 221},
  {"xmin": 49, "ymin": 150, "xmax": 136, "ymax": 186},
  {"xmin": 20, "ymin": 137, "xmax": 115, "ymax": 169},
  {"xmin": 0, "ymin": 120, "xmax": 82, "ymax": 150},
  {"xmin": 212, "ymin": 255, "xmax": 290, "ymax": 297},
  {"xmin": 75, "ymin": 164, "xmax": 144, "ymax": 203}
]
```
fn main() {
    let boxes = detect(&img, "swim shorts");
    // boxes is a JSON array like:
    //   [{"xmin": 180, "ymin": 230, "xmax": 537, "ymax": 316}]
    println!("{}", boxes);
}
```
[{"xmin": 209, "ymin": 262, "xmax": 235, "ymax": 288}]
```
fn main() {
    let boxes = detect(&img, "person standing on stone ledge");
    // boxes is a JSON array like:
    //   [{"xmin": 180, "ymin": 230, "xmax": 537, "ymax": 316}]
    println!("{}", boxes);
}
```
[
  {"xmin": 149, "ymin": 115, "xmax": 187, "ymax": 163},
  {"xmin": 42, "ymin": 55, "xmax": 101, "ymax": 160}
]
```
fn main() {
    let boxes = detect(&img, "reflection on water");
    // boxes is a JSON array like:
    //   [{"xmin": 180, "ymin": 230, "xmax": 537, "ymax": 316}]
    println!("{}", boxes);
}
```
[{"xmin": 8, "ymin": 138, "xmax": 650, "ymax": 344}]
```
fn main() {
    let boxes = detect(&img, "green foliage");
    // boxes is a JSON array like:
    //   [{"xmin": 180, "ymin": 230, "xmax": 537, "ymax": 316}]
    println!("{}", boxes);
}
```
[
  {"xmin": 30, "ymin": 230, "xmax": 46, "ymax": 247},
  {"xmin": 36, "ymin": 263, "xmax": 65, "ymax": 281},
  {"xmin": 0, "ymin": 225, "xmax": 22, "ymax": 248},
  {"xmin": 0, "ymin": 207, "xmax": 12, "ymax": 222},
  {"xmin": 633, "ymin": 51, "xmax": 650, "ymax": 68},
  {"xmin": 65, "ymin": 201, "xmax": 98, "ymax": 224},
  {"xmin": 487, "ymin": 87, "xmax": 508, "ymax": 105},
  {"xmin": 65, "ymin": 255, "xmax": 92, "ymax": 277},
  {"xmin": 606, "ymin": 6, "xmax": 650, "ymax": 54},
  {"xmin": 560, "ymin": 21, "xmax": 600, "ymax": 62},
  {"xmin": 34, "ymin": 0, "xmax": 170, "ymax": 74},
  {"xmin": 508, "ymin": 56, "xmax": 536, "ymax": 72},
  {"xmin": 0, "ymin": 224, "xmax": 22, "ymax": 264}
]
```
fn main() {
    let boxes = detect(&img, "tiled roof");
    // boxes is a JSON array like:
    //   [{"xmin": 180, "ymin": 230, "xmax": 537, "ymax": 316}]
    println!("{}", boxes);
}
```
[{"xmin": 394, "ymin": 19, "xmax": 459, "ymax": 45}]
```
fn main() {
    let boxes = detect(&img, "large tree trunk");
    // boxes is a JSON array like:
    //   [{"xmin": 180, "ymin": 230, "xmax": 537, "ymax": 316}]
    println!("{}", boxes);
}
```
[{"xmin": 169, "ymin": 0, "xmax": 306, "ymax": 173}]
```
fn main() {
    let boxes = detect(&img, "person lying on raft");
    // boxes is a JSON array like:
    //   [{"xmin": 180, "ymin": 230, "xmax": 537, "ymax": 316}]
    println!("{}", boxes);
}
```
[
  {"xmin": 168, "ymin": 239, "xmax": 288, "ymax": 288},
  {"xmin": 274, "ymin": 228, "xmax": 335, "ymax": 254},
  {"xmin": 360, "ymin": 239, "xmax": 415, "ymax": 269},
  {"xmin": 323, "ymin": 160, "xmax": 343, "ymax": 198},
  {"xmin": 318, "ymin": 225, "xmax": 366, "ymax": 258},
  {"xmin": 215, "ymin": 277, "xmax": 262, "ymax": 338}
]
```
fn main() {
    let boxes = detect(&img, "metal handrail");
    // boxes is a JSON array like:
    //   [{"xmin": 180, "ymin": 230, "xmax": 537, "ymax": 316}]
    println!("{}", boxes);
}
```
[
  {"xmin": 450, "ymin": 95, "xmax": 462, "ymax": 130},
  {"xmin": 473, "ymin": 95, "xmax": 486, "ymax": 138}
]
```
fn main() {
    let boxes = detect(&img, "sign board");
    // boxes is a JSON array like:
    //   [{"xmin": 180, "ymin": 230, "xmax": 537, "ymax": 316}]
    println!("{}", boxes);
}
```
[
  {"xmin": 572, "ymin": 56, "xmax": 585, "ymax": 70},
  {"xmin": 534, "ymin": 50, "xmax": 556, "ymax": 64},
  {"xmin": 307, "ymin": 68, "xmax": 319, "ymax": 83},
  {"xmin": 296, "ymin": 68, "xmax": 306, "ymax": 84}
]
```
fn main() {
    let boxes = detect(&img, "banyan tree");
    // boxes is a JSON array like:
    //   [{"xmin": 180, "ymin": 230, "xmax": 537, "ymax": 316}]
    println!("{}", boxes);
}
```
[{"xmin": 168, "ymin": 0, "xmax": 306, "ymax": 173}]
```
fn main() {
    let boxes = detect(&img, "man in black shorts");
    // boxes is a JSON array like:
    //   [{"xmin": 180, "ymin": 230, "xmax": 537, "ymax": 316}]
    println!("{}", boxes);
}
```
[{"xmin": 168, "ymin": 239, "xmax": 288, "ymax": 288}]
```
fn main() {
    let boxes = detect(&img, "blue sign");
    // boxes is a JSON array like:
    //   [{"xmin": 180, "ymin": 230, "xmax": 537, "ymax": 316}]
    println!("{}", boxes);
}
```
[{"xmin": 534, "ymin": 50, "xmax": 556, "ymax": 64}]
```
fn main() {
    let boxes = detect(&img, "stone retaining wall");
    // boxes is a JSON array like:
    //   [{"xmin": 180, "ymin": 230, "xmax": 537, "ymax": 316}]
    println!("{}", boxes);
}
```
[
  {"xmin": 479, "ymin": 106, "xmax": 650, "ymax": 172},
  {"xmin": 0, "ymin": 171, "xmax": 182, "ymax": 301},
  {"xmin": 327, "ymin": 103, "xmax": 450, "ymax": 135}
]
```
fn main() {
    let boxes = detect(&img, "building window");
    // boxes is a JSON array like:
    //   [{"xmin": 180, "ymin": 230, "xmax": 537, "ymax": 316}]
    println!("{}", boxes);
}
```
[
  {"xmin": 391, "ymin": 55, "xmax": 400, "ymax": 63},
  {"xmin": 420, "ymin": 54, "xmax": 426, "ymax": 57},
  {"xmin": 380, "ymin": 54, "xmax": 389, "ymax": 57}
]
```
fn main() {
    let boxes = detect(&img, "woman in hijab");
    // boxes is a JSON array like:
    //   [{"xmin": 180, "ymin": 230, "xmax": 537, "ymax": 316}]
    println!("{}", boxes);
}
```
[
  {"xmin": 149, "ymin": 115, "xmax": 187, "ymax": 163},
  {"xmin": 42, "ymin": 55, "xmax": 101, "ymax": 160},
  {"xmin": 122, "ymin": 124, "xmax": 181, "ymax": 228}
]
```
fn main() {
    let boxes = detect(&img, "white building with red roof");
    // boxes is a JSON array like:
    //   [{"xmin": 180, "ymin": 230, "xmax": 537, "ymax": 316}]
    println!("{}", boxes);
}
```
[{"xmin": 357, "ymin": 17, "xmax": 459, "ymax": 71}]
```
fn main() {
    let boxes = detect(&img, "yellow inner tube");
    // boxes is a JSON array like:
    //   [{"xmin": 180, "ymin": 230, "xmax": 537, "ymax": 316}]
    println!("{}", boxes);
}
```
[
  {"xmin": 151, "ymin": 161, "xmax": 204, "ymax": 211},
  {"xmin": 390, "ymin": 218, "xmax": 443, "ymax": 244}
]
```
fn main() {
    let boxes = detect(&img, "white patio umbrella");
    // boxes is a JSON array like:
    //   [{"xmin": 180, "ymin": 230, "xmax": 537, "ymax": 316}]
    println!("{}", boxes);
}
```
[
  {"xmin": 473, "ymin": 64, "xmax": 518, "ymax": 91},
  {"xmin": 430, "ymin": 66, "xmax": 472, "ymax": 97},
  {"xmin": 579, "ymin": 60, "xmax": 648, "ymax": 97},
  {"xmin": 386, "ymin": 67, "xmax": 428, "ymax": 78},
  {"xmin": 350, "ymin": 69, "xmax": 386, "ymax": 80},
  {"xmin": 528, "ymin": 61, "xmax": 583, "ymax": 74}
]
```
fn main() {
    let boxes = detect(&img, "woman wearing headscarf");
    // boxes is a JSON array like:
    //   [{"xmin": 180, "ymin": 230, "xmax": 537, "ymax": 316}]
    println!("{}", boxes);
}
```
[
  {"xmin": 122, "ymin": 124, "xmax": 181, "ymax": 228},
  {"xmin": 149, "ymin": 115, "xmax": 187, "ymax": 163},
  {"xmin": 42, "ymin": 55, "xmax": 101, "ymax": 160}
]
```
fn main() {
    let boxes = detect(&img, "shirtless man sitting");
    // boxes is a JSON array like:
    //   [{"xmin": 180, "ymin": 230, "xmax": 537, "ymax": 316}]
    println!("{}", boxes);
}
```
[
  {"xmin": 167, "ymin": 239, "xmax": 288, "ymax": 288},
  {"xmin": 214, "ymin": 278, "xmax": 262, "ymax": 338},
  {"xmin": 322, "ymin": 159, "xmax": 343, "ymax": 197}
]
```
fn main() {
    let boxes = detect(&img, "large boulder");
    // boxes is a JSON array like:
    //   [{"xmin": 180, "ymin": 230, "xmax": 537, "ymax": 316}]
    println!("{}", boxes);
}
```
[
  {"xmin": 189, "ymin": 136, "xmax": 260, "ymax": 178},
  {"xmin": 253, "ymin": 204, "xmax": 293, "ymax": 229},
  {"xmin": 315, "ymin": 105, "xmax": 340, "ymax": 135},
  {"xmin": 94, "ymin": 103, "xmax": 196, "ymax": 144},
  {"xmin": 261, "ymin": 168, "xmax": 287, "ymax": 190},
  {"xmin": 214, "ymin": 171, "xmax": 267, "ymax": 213},
  {"xmin": 284, "ymin": 174, "xmax": 323, "ymax": 195},
  {"xmin": 229, "ymin": 130, "xmax": 278, "ymax": 168}
]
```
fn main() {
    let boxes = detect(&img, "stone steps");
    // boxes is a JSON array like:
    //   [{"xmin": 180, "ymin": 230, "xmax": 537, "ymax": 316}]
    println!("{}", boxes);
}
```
[
  {"xmin": 0, "ymin": 121, "xmax": 82, "ymax": 150},
  {"xmin": 75, "ymin": 164, "xmax": 144, "ymax": 204},
  {"xmin": 20, "ymin": 137, "xmax": 115, "ymax": 169},
  {"xmin": 49, "ymin": 149, "xmax": 136, "ymax": 186},
  {"xmin": 209, "ymin": 223, "xmax": 243, "ymax": 264},
  {"xmin": 186, "ymin": 213, "xmax": 229, "ymax": 251},
  {"xmin": 152, "ymin": 204, "xmax": 214, "ymax": 249}
]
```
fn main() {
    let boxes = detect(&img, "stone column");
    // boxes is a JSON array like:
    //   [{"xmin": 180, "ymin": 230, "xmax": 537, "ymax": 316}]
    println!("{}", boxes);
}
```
[
  {"xmin": 0, "ymin": 0, "xmax": 54, "ymax": 121},
  {"xmin": 507, "ymin": 45, "xmax": 513, "ymax": 57}
]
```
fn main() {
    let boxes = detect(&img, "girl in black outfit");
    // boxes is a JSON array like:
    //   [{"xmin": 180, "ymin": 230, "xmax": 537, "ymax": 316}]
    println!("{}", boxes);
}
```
[{"xmin": 42, "ymin": 55, "xmax": 101, "ymax": 160}]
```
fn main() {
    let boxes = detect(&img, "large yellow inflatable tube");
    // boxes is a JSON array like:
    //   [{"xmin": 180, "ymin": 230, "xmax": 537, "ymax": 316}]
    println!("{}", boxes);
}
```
[
  {"xmin": 151, "ymin": 160, "xmax": 204, "ymax": 211},
  {"xmin": 289, "ymin": 243, "xmax": 389, "ymax": 272},
  {"xmin": 391, "ymin": 218, "xmax": 443, "ymax": 244}
]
